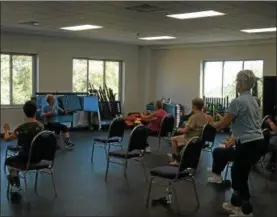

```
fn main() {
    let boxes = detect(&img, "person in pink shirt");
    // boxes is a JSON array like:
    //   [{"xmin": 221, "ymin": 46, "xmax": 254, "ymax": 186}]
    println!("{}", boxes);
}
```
[{"xmin": 141, "ymin": 100, "xmax": 167, "ymax": 153}]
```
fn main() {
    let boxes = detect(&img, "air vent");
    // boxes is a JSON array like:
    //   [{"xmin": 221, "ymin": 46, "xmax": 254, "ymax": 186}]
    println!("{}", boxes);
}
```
[
  {"xmin": 126, "ymin": 4, "xmax": 164, "ymax": 12},
  {"xmin": 18, "ymin": 21, "xmax": 40, "ymax": 26}
]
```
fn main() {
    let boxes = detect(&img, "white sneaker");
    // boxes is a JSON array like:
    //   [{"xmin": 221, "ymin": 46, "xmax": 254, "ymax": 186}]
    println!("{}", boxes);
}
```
[
  {"xmin": 167, "ymin": 153, "xmax": 173, "ymax": 161},
  {"xmin": 230, "ymin": 209, "xmax": 253, "ymax": 217},
  {"xmin": 145, "ymin": 147, "xmax": 151, "ymax": 153},
  {"xmin": 222, "ymin": 202, "xmax": 241, "ymax": 213},
  {"xmin": 207, "ymin": 174, "xmax": 223, "ymax": 184}
]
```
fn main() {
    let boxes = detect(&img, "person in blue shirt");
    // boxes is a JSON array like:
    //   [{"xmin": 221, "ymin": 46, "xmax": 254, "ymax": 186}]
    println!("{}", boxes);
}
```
[
  {"xmin": 41, "ymin": 94, "xmax": 74, "ymax": 148},
  {"xmin": 212, "ymin": 70, "xmax": 264, "ymax": 216}
]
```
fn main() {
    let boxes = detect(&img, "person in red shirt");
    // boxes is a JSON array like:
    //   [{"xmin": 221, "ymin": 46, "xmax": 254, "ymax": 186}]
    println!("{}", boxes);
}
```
[{"xmin": 141, "ymin": 100, "xmax": 167, "ymax": 153}]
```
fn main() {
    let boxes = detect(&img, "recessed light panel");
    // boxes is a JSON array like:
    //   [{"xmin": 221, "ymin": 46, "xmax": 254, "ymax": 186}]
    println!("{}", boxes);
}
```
[{"xmin": 60, "ymin": 25, "xmax": 103, "ymax": 31}]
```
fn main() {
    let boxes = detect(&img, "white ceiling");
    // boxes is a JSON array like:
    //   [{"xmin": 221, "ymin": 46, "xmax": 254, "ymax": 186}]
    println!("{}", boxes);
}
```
[{"xmin": 1, "ymin": 1, "xmax": 276, "ymax": 45}]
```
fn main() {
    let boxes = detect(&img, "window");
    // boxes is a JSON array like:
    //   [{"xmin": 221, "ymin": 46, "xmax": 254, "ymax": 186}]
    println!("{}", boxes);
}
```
[
  {"xmin": 202, "ymin": 60, "xmax": 264, "ymax": 102},
  {"xmin": 72, "ymin": 59, "xmax": 122, "ymax": 100},
  {"xmin": 1, "ymin": 53, "xmax": 37, "ymax": 105}
]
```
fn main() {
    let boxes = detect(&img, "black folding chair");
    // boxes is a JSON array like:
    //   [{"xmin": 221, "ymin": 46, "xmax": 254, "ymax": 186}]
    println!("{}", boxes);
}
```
[
  {"xmin": 105, "ymin": 124, "xmax": 148, "ymax": 181},
  {"xmin": 200, "ymin": 124, "xmax": 217, "ymax": 153},
  {"xmin": 155, "ymin": 114, "xmax": 175, "ymax": 151},
  {"xmin": 6, "ymin": 130, "xmax": 58, "ymax": 202},
  {"xmin": 261, "ymin": 115, "xmax": 271, "ymax": 130},
  {"xmin": 91, "ymin": 117, "xmax": 125, "ymax": 163},
  {"xmin": 146, "ymin": 137, "xmax": 202, "ymax": 214},
  {"xmin": 256, "ymin": 128, "xmax": 271, "ymax": 168}
]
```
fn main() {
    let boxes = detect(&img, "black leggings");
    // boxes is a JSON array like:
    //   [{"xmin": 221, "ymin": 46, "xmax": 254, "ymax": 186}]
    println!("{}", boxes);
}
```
[
  {"xmin": 231, "ymin": 139, "xmax": 264, "ymax": 201},
  {"xmin": 212, "ymin": 147, "xmax": 235, "ymax": 175},
  {"xmin": 45, "ymin": 122, "xmax": 69, "ymax": 135}
]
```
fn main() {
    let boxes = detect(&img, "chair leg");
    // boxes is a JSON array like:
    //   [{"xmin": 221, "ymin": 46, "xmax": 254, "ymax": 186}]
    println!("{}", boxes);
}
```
[
  {"xmin": 140, "ymin": 158, "xmax": 148, "ymax": 182},
  {"xmin": 34, "ymin": 171, "xmax": 39, "ymax": 192},
  {"xmin": 105, "ymin": 157, "xmax": 110, "ymax": 181},
  {"xmin": 23, "ymin": 173, "xmax": 29, "ymax": 205},
  {"xmin": 4, "ymin": 149, "xmax": 8, "ymax": 175},
  {"xmin": 6, "ymin": 177, "xmax": 11, "ymax": 200},
  {"xmin": 170, "ymin": 184, "xmax": 180, "ymax": 215},
  {"xmin": 51, "ymin": 171, "xmax": 58, "ymax": 198},
  {"xmin": 146, "ymin": 177, "xmax": 153, "ymax": 208},
  {"xmin": 224, "ymin": 165, "xmax": 229, "ymax": 180},
  {"xmin": 191, "ymin": 177, "xmax": 200, "ymax": 209},
  {"xmin": 91, "ymin": 141, "xmax": 95, "ymax": 163},
  {"xmin": 157, "ymin": 137, "xmax": 161, "ymax": 151},
  {"xmin": 123, "ymin": 159, "xmax": 128, "ymax": 178},
  {"xmin": 104, "ymin": 143, "xmax": 109, "ymax": 160}
]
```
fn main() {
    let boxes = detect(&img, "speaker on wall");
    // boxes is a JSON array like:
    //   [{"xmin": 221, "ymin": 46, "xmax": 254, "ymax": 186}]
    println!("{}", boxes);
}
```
[{"xmin": 263, "ymin": 76, "xmax": 277, "ymax": 117}]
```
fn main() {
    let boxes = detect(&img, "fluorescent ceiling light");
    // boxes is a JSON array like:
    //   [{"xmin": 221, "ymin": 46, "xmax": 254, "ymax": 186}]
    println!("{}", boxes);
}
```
[
  {"xmin": 139, "ymin": 36, "xmax": 176, "ymax": 40},
  {"xmin": 240, "ymin": 27, "xmax": 276, "ymax": 33},
  {"xmin": 60, "ymin": 24, "xmax": 103, "ymax": 31},
  {"xmin": 166, "ymin": 10, "xmax": 225, "ymax": 19}
]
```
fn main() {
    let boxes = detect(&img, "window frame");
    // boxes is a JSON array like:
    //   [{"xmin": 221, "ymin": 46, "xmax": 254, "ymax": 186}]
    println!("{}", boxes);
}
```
[
  {"xmin": 202, "ymin": 59, "xmax": 264, "ymax": 98},
  {"xmin": 72, "ymin": 57, "xmax": 123, "ymax": 101},
  {"xmin": 1, "ymin": 52, "xmax": 38, "ymax": 108}
]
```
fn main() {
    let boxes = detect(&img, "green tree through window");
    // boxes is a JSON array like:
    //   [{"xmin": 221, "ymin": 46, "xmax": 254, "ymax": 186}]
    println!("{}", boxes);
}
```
[
  {"xmin": 72, "ymin": 59, "xmax": 121, "ymax": 99},
  {"xmin": 1, "ymin": 54, "xmax": 35, "ymax": 105},
  {"xmin": 203, "ymin": 60, "xmax": 264, "ymax": 104}
]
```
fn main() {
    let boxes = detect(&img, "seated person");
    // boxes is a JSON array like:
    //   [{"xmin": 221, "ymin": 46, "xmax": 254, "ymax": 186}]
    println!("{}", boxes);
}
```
[
  {"xmin": 169, "ymin": 98, "xmax": 207, "ymax": 165},
  {"xmin": 266, "ymin": 118, "xmax": 277, "ymax": 172},
  {"xmin": 140, "ymin": 100, "xmax": 167, "ymax": 153},
  {"xmin": 203, "ymin": 107, "xmax": 213, "ymax": 123},
  {"xmin": 3, "ymin": 101, "xmax": 44, "ymax": 192},
  {"xmin": 41, "ymin": 94, "xmax": 74, "ymax": 148},
  {"xmin": 207, "ymin": 135, "xmax": 236, "ymax": 183}
]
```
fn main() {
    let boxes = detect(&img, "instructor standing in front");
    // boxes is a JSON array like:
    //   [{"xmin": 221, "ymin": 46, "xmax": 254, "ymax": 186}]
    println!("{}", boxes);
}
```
[{"xmin": 213, "ymin": 69, "xmax": 264, "ymax": 216}]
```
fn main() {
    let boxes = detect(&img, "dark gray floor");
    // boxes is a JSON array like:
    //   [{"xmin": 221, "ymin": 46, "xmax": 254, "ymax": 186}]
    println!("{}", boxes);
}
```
[{"xmin": 1, "ymin": 130, "xmax": 277, "ymax": 216}]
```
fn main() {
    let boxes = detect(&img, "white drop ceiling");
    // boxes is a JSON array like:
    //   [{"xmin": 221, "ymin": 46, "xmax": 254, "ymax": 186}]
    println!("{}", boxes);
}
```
[{"xmin": 1, "ymin": 1, "xmax": 276, "ymax": 45}]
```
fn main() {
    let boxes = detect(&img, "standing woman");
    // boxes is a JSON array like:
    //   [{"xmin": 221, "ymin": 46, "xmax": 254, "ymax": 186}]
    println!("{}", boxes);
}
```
[{"xmin": 212, "ymin": 70, "xmax": 264, "ymax": 216}]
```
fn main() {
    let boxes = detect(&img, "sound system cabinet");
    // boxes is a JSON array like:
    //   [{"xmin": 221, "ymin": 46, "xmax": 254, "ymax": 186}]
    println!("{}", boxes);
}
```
[{"xmin": 263, "ymin": 76, "xmax": 277, "ymax": 117}]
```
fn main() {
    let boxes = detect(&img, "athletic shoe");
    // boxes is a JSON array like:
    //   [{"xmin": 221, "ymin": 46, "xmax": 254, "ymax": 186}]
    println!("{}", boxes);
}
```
[
  {"xmin": 7, "ymin": 175, "xmax": 21, "ymax": 193},
  {"xmin": 145, "ymin": 147, "xmax": 151, "ymax": 153},
  {"xmin": 222, "ymin": 202, "xmax": 241, "ymax": 213},
  {"xmin": 207, "ymin": 174, "xmax": 223, "ymax": 184},
  {"xmin": 64, "ymin": 141, "xmax": 74, "ymax": 148},
  {"xmin": 230, "ymin": 209, "xmax": 253, "ymax": 216},
  {"xmin": 167, "ymin": 153, "xmax": 173, "ymax": 161}
]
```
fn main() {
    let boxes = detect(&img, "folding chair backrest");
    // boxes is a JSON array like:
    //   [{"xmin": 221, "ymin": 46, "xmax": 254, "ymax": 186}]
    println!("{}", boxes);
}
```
[
  {"xmin": 178, "ymin": 137, "xmax": 202, "ymax": 173},
  {"xmin": 200, "ymin": 124, "xmax": 217, "ymax": 145},
  {"xmin": 261, "ymin": 128, "xmax": 271, "ymax": 155},
  {"xmin": 27, "ymin": 131, "xmax": 58, "ymax": 169},
  {"xmin": 159, "ymin": 114, "xmax": 175, "ymax": 137},
  {"xmin": 127, "ymin": 124, "xmax": 148, "ymax": 152},
  {"xmin": 108, "ymin": 117, "xmax": 125, "ymax": 139},
  {"xmin": 261, "ymin": 115, "xmax": 271, "ymax": 130}
]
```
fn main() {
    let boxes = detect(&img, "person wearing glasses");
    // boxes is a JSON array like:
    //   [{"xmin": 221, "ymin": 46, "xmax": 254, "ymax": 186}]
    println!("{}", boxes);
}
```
[{"xmin": 212, "ymin": 70, "xmax": 264, "ymax": 217}]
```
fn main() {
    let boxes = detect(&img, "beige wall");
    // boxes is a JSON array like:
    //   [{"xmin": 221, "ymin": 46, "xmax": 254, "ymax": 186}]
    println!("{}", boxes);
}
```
[
  {"xmin": 150, "ymin": 39, "xmax": 276, "ymax": 110},
  {"xmin": 1, "ymin": 32, "xmax": 142, "ymax": 129},
  {"xmin": 1, "ymin": 33, "xmax": 276, "ymax": 129}
]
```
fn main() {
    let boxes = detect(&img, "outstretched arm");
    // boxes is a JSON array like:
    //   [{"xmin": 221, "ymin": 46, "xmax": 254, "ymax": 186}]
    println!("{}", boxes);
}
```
[
  {"xmin": 3, "ymin": 124, "xmax": 17, "ymax": 141},
  {"xmin": 141, "ymin": 111, "xmax": 157, "ymax": 120}
]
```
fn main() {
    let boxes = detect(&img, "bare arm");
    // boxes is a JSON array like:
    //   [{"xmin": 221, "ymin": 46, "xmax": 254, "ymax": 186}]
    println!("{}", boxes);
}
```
[
  {"xmin": 213, "ymin": 113, "xmax": 234, "ymax": 130},
  {"xmin": 3, "ymin": 124, "xmax": 17, "ymax": 141},
  {"xmin": 4, "ymin": 131, "xmax": 17, "ymax": 141},
  {"xmin": 141, "ymin": 111, "xmax": 157, "ymax": 120}
]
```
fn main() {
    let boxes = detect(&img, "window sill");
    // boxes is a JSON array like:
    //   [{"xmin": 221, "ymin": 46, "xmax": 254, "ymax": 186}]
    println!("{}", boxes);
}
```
[{"xmin": 1, "ymin": 105, "xmax": 23, "ymax": 109}]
